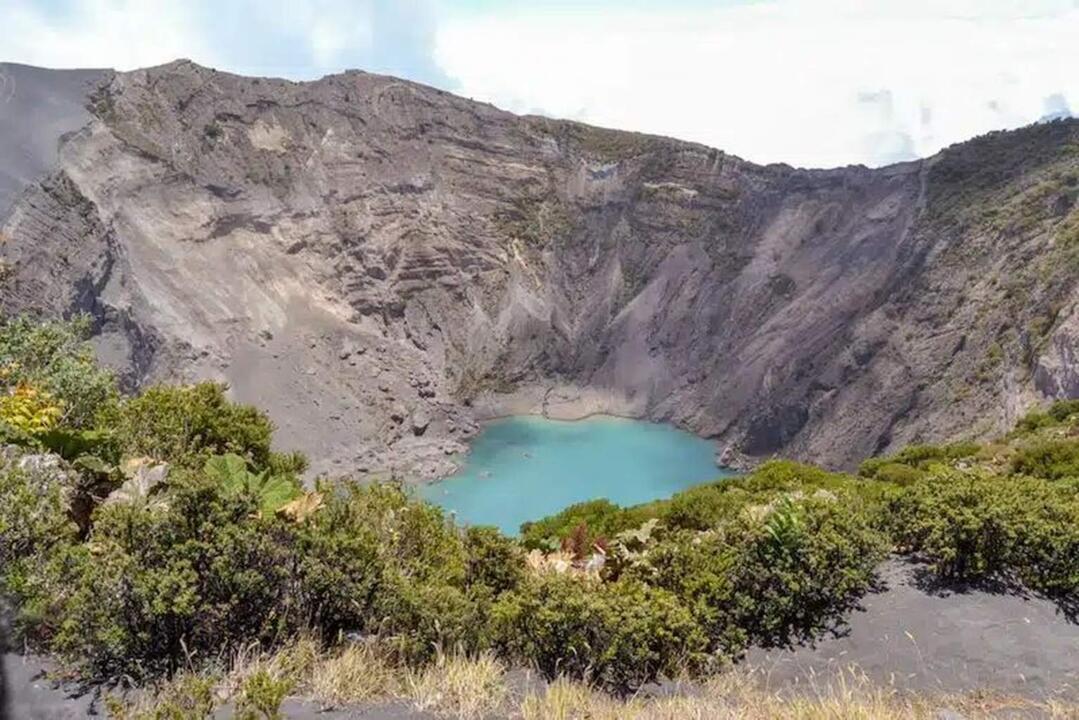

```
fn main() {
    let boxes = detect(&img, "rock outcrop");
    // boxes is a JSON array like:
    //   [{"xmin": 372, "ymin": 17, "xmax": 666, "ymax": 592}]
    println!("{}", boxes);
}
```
[{"xmin": 2, "ymin": 60, "xmax": 1077, "ymax": 477}]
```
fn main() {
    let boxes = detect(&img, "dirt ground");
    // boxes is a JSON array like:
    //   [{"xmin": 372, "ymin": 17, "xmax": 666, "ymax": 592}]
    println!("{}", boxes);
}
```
[{"xmin": 746, "ymin": 559, "xmax": 1079, "ymax": 699}]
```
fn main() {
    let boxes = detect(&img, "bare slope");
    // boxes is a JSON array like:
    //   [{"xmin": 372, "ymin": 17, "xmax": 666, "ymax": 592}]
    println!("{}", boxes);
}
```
[
  {"xmin": 2, "ymin": 60, "xmax": 1078, "ymax": 476},
  {"xmin": 748, "ymin": 558, "xmax": 1079, "ymax": 698},
  {"xmin": 0, "ymin": 63, "xmax": 109, "ymax": 215}
]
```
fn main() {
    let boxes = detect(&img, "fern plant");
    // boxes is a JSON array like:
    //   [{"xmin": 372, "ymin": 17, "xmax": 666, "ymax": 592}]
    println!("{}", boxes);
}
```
[{"xmin": 763, "ymin": 496, "xmax": 805, "ymax": 557}]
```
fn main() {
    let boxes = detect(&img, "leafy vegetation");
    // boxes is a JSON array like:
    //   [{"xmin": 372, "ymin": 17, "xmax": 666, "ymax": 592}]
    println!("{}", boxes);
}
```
[
  {"xmin": 525, "ymin": 116, "xmax": 669, "ymax": 162},
  {"xmin": 859, "ymin": 442, "xmax": 980, "ymax": 484},
  {"xmin": 3, "ymin": 315, "xmax": 1079, "ymax": 702},
  {"xmin": 492, "ymin": 195, "xmax": 576, "ymax": 249},
  {"xmin": 109, "ymin": 383, "xmax": 280, "ymax": 471},
  {"xmin": 0, "ymin": 315, "xmax": 118, "ymax": 430},
  {"xmin": 493, "ymin": 574, "xmax": 707, "ymax": 693},
  {"xmin": 889, "ymin": 470, "xmax": 1079, "ymax": 595}
]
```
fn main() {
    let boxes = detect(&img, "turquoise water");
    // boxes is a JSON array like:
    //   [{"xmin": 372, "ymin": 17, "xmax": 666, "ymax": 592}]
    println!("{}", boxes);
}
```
[{"xmin": 419, "ymin": 415, "xmax": 732, "ymax": 534}]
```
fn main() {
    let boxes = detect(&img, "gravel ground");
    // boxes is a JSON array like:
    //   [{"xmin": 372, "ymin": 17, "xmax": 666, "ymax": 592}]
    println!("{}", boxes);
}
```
[{"xmin": 746, "ymin": 559, "xmax": 1079, "ymax": 699}]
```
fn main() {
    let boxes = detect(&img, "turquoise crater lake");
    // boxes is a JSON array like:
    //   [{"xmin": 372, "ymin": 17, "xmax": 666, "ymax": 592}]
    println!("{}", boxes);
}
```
[{"xmin": 419, "ymin": 415, "xmax": 733, "ymax": 534}]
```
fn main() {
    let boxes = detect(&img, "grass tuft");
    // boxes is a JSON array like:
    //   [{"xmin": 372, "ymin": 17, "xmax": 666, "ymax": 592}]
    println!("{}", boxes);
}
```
[
  {"xmin": 405, "ymin": 651, "xmax": 508, "ymax": 720},
  {"xmin": 309, "ymin": 641, "xmax": 400, "ymax": 708}
]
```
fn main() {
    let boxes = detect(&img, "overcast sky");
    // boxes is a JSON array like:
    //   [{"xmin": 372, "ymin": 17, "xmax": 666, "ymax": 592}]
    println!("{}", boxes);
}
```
[{"xmin": 5, "ymin": 0, "xmax": 1078, "ymax": 168}]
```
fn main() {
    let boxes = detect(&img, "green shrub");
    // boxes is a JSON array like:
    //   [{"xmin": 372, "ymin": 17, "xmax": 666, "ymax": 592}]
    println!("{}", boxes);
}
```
[
  {"xmin": 1015, "ymin": 399, "xmax": 1079, "ymax": 435},
  {"xmin": 350, "ymin": 484, "xmax": 468, "ymax": 587},
  {"xmin": 105, "ymin": 672, "xmax": 217, "ymax": 720},
  {"xmin": 1001, "ymin": 482, "xmax": 1079, "ymax": 597},
  {"xmin": 859, "ymin": 443, "xmax": 979, "ymax": 478},
  {"xmin": 356, "ymin": 489, "xmax": 483, "ymax": 662},
  {"xmin": 0, "ymin": 315, "xmax": 118, "ymax": 429},
  {"xmin": 33, "ymin": 475, "xmax": 296, "ymax": 675},
  {"xmin": 655, "ymin": 461, "xmax": 877, "ymax": 532},
  {"xmin": 655, "ymin": 484, "xmax": 744, "ymax": 531},
  {"xmin": 521, "ymin": 461, "xmax": 869, "ymax": 543},
  {"xmin": 1012, "ymin": 440, "xmax": 1079, "ymax": 479},
  {"xmin": 890, "ymin": 469, "xmax": 1079, "ymax": 593},
  {"xmin": 111, "ymin": 383, "xmax": 277, "ymax": 470},
  {"xmin": 492, "ymin": 574, "xmax": 707, "ymax": 694},
  {"xmin": 291, "ymin": 482, "xmax": 479, "ymax": 658},
  {"xmin": 868, "ymin": 462, "xmax": 925, "ymax": 486},
  {"xmin": 519, "ymin": 499, "xmax": 642, "ymax": 549},
  {"xmin": 0, "ymin": 459, "xmax": 78, "ymax": 617},
  {"xmin": 1047, "ymin": 399, "xmax": 1079, "ymax": 423},
  {"xmin": 889, "ymin": 470, "xmax": 1011, "ymax": 580},
  {"xmin": 26, "ymin": 478, "xmax": 483, "ymax": 677},
  {"xmin": 628, "ymin": 493, "xmax": 886, "ymax": 654},
  {"xmin": 726, "ymin": 495, "xmax": 887, "ymax": 647},
  {"xmin": 290, "ymin": 490, "xmax": 384, "ymax": 638},
  {"xmin": 1015, "ymin": 410, "xmax": 1057, "ymax": 434},
  {"xmin": 617, "ymin": 530, "xmax": 746, "ymax": 653},
  {"xmin": 236, "ymin": 669, "xmax": 292, "ymax": 720},
  {"xmin": 463, "ymin": 526, "xmax": 525, "ymax": 596},
  {"xmin": 734, "ymin": 460, "xmax": 852, "ymax": 492},
  {"xmin": 374, "ymin": 575, "xmax": 484, "ymax": 663}
]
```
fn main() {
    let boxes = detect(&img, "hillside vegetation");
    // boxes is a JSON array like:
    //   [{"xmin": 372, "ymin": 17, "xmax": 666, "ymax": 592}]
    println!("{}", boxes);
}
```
[{"xmin": 2, "ymin": 316, "xmax": 1079, "ymax": 716}]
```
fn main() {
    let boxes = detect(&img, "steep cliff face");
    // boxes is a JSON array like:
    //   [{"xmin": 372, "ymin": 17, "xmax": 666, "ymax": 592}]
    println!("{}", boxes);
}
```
[{"xmin": 2, "ymin": 60, "xmax": 1078, "ymax": 476}]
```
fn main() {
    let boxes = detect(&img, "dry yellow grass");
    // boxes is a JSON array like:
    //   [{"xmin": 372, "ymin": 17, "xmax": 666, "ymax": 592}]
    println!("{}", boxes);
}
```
[
  {"xmin": 309, "ymin": 641, "xmax": 400, "ymax": 707},
  {"xmin": 220, "ymin": 636, "xmax": 320, "ymax": 700},
  {"xmin": 108, "ymin": 647, "xmax": 1079, "ymax": 720},
  {"xmin": 104, "ymin": 671, "xmax": 218, "ymax": 720},
  {"xmin": 520, "ymin": 670, "xmax": 1079, "ymax": 720},
  {"xmin": 406, "ymin": 651, "xmax": 508, "ymax": 720},
  {"xmin": 520, "ymin": 677, "xmax": 627, "ymax": 720}
]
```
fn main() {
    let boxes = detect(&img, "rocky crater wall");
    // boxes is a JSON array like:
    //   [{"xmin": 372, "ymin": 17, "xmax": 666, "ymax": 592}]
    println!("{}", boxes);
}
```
[{"xmin": 2, "ymin": 61, "xmax": 1078, "ymax": 477}]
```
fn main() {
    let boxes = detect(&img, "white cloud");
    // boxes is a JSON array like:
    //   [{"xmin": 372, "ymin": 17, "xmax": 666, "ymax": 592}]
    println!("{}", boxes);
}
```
[
  {"xmin": 5, "ymin": 0, "xmax": 212, "ymax": 71},
  {"xmin": 3, "ymin": 0, "xmax": 1076, "ymax": 168},
  {"xmin": 1, "ymin": 0, "xmax": 443, "ymax": 83},
  {"xmin": 434, "ymin": 0, "xmax": 1079, "ymax": 167}
]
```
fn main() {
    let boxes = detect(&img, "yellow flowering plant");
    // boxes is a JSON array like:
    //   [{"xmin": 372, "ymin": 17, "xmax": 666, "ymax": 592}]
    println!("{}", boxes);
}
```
[{"xmin": 0, "ymin": 381, "xmax": 64, "ymax": 435}]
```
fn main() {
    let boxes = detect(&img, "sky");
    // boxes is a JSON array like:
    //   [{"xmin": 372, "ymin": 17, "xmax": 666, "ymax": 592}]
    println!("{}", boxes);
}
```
[{"xmin": 4, "ymin": 0, "xmax": 1079, "ymax": 168}]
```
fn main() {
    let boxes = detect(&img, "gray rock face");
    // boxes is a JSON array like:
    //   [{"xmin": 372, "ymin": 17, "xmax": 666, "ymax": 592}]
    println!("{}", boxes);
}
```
[
  {"xmin": 0, "ymin": 63, "xmax": 110, "ymax": 219},
  {"xmin": 1, "ymin": 60, "xmax": 1077, "ymax": 477}
]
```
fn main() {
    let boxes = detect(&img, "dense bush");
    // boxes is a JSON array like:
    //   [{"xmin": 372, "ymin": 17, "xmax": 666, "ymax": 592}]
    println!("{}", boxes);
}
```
[
  {"xmin": 522, "ymin": 461, "xmax": 878, "ymax": 545},
  {"xmin": 28, "ymin": 473, "xmax": 297, "ymax": 675},
  {"xmin": 520, "ymin": 499, "xmax": 647, "ymax": 549},
  {"xmin": 859, "ymin": 442, "xmax": 980, "ymax": 479},
  {"xmin": 620, "ymin": 493, "xmax": 887, "ymax": 653},
  {"xmin": 1047, "ymin": 399, "xmax": 1079, "ymax": 423},
  {"xmin": 889, "ymin": 469, "xmax": 1079, "ymax": 594},
  {"xmin": 463, "ymin": 526, "xmax": 525, "ymax": 596},
  {"xmin": 492, "ymin": 574, "xmax": 707, "ymax": 694},
  {"xmin": 866, "ymin": 462, "xmax": 924, "ymax": 486},
  {"xmin": 0, "ymin": 316, "xmax": 118, "ymax": 430},
  {"xmin": 0, "ymin": 457, "xmax": 78, "ymax": 617},
  {"xmin": 1014, "ymin": 399, "xmax": 1079, "ymax": 435},
  {"xmin": 110, "ymin": 383, "xmax": 278, "ymax": 470},
  {"xmin": 7, "ymin": 449, "xmax": 891, "ymax": 691},
  {"xmin": 21, "ymin": 477, "xmax": 479, "ymax": 676},
  {"xmin": 1011, "ymin": 440, "xmax": 1079, "ymax": 480},
  {"xmin": 619, "ymin": 529, "xmax": 746, "ymax": 653},
  {"xmin": 727, "ymin": 496, "xmax": 886, "ymax": 646},
  {"xmin": 657, "ymin": 461, "xmax": 873, "ymax": 532}
]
